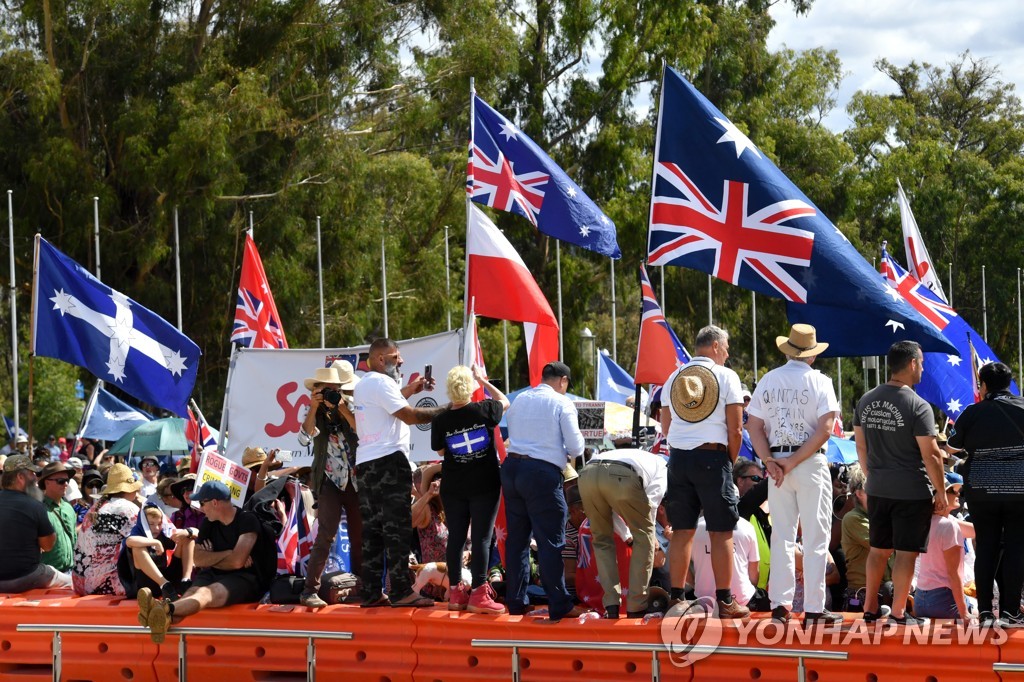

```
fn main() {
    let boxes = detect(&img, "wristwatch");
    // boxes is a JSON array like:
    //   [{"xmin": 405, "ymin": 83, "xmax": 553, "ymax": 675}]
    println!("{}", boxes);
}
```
[{"xmin": 186, "ymin": 528, "xmax": 195, "ymax": 539}]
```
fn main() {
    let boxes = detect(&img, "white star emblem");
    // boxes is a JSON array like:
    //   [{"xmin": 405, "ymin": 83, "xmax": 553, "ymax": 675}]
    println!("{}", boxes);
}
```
[
  {"xmin": 714, "ymin": 117, "xmax": 762, "ymax": 159},
  {"xmin": 834, "ymin": 225, "xmax": 850, "ymax": 243},
  {"xmin": 981, "ymin": 357, "xmax": 993, "ymax": 366},
  {"xmin": 601, "ymin": 215, "xmax": 609, "ymax": 225},
  {"xmin": 498, "ymin": 121, "xmax": 519, "ymax": 141},
  {"xmin": 800, "ymin": 268, "xmax": 819, "ymax": 290},
  {"xmin": 885, "ymin": 320, "xmax": 905, "ymax": 333},
  {"xmin": 946, "ymin": 398, "xmax": 963, "ymax": 414},
  {"xmin": 106, "ymin": 354, "xmax": 127, "ymax": 382},
  {"xmin": 947, "ymin": 355, "xmax": 962, "ymax": 367},
  {"xmin": 50, "ymin": 289, "xmax": 76, "ymax": 316},
  {"xmin": 579, "ymin": 225, "xmax": 591, "ymax": 237},
  {"xmin": 883, "ymin": 285, "xmax": 900, "ymax": 302},
  {"xmin": 164, "ymin": 350, "xmax": 188, "ymax": 377},
  {"xmin": 565, "ymin": 185, "xmax": 577, "ymax": 199}
]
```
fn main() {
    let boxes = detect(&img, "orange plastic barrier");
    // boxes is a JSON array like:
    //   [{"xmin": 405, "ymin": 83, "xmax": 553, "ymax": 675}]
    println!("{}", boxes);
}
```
[{"xmin": 994, "ymin": 629, "xmax": 1024, "ymax": 682}]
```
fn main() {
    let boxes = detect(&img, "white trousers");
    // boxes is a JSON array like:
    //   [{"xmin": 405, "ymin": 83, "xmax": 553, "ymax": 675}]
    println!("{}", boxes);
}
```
[{"xmin": 767, "ymin": 453, "xmax": 831, "ymax": 613}]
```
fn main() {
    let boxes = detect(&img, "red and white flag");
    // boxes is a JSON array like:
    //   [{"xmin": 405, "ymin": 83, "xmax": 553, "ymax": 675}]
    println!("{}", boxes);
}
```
[
  {"xmin": 897, "ymin": 180, "xmax": 948, "ymax": 304},
  {"xmin": 466, "ymin": 205, "xmax": 559, "ymax": 386},
  {"xmin": 231, "ymin": 232, "xmax": 289, "ymax": 348}
]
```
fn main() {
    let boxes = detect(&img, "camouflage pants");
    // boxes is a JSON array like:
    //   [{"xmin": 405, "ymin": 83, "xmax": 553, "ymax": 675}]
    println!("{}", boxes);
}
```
[{"xmin": 358, "ymin": 450, "xmax": 413, "ymax": 599}]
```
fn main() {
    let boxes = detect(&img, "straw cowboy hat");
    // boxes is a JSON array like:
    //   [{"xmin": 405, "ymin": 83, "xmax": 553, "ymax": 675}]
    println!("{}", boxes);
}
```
[
  {"xmin": 670, "ymin": 365, "xmax": 720, "ymax": 423},
  {"xmin": 776, "ymin": 323, "xmax": 829, "ymax": 358},
  {"xmin": 330, "ymin": 360, "xmax": 360, "ymax": 390},
  {"xmin": 100, "ymin": 463, "xmax": 142, "ymax": 496},
  {"xmin": 303, "ymin": 366, "xmax": 342, "ymax": 391}
]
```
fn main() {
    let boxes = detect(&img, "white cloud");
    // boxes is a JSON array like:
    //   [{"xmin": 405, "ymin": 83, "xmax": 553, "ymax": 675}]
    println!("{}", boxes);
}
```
[{"xmin": 768, "ymin": 0, "xmax": 1024, "ymax": 131}]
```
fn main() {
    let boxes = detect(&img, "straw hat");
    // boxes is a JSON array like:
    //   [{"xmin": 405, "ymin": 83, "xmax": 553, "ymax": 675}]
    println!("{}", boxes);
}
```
[
  {"xmin": 776, "ymin": 324, "xmax": 828, "ymax": 358},
  {"xmin": 330, "ymin": 360, "xmax": 360, "ymax": 390},
  {"xmin": 242, "ymin": 446, "xmax": 284, "ymax": 471},
  {"xmin": 670, "ymin": 365, "xmax": 720, "ymax": 423},
  {"xmin": 303, "ymin": 366, "xmax": 342, "ymax": 391},
  {"xmin": 100, "ymin": 463, "xmax": 142, "ymax": 495}
]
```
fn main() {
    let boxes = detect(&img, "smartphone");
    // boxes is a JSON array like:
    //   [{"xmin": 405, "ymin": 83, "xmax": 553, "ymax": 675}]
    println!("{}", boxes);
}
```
[{"xmin": 424, "ymin": 364, "xmax": 433, "ymax": 384}]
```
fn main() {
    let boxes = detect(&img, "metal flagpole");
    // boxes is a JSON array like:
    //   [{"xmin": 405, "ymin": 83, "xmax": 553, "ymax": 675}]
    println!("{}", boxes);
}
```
[
  {"xmin": 249, "ymin": 210, "xmax": 254, "ymax": 234},
  {"xmin": 503, "ymin": 320, "xmax": 509, "ymax": 391},
  {"xmin": 174, "ymin": 206, "xmax": 182, "ymax": 331},
  {"xmin": 610, "ymin": 257, "xmax": 617, "ymax": 363},
  {"xmin": 556, "ymin": 240, "xmax": 563, "ymax": 360},
  {"xmin": 316, "ymin": 216, "xmax": 325, "ymax": 348},
  {"xmin": 751, "ymin": 291, "xmax": 758, "ymax": 383},
  {"xmin": 948, "ymin": 262, "xmax": 953, "ymax": 307},
  {"xmin": 381, "ymin": 235, "xmax": 389, "ymax": 338},
  {"xmin": 982, "ymin": 265, "xmax": 988, "ymax": 342},
  {"xmin": 464, "ymin": 78, "xmax": 474, "ymax": 336},
  {"xmin": 93, "ymin": 197, "xmax": 101, "ymax": 278},
  {"xmin": 444, "ymin": 226, "xmax": 452, "ymax": 331},
  {"xmin": 7, "ymin": 191, "xmax": 18, "ymax": 436},
  {"xmin": 837, "ymin": 359, "xmax": 843, "ymax": 419},
  {"xmin": 707, "ymin": 274, "xmax": 712, "ymax": 325},
  {"xmin": 1018, "ymin": 267, "xmax": 1022, "ymax": 393},
  {"xmin": 660, "ymin": 265, "xmax": 666, "ymax": 313}
]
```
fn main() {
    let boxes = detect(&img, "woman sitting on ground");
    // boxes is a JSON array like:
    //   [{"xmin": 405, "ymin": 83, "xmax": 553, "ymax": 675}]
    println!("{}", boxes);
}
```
[
  {"xmin": 118, "ymin": 505, "xmax": 196, "ymax": 599},
  {"xmin": 72, "ymin": 464, "xmax": 141, "ymax": 596}
]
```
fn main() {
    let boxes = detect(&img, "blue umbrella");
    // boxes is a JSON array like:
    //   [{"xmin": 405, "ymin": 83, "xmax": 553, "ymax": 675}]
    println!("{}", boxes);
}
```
[{"xmin": 826, "ymin": 436, "xmax": 858, "ymax": 465}]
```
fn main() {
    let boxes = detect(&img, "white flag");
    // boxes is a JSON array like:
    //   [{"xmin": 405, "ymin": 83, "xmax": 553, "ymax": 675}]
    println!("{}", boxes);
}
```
[{"xmin": 898, "ymin": 179, "xmax": 948, "ymax": 303}]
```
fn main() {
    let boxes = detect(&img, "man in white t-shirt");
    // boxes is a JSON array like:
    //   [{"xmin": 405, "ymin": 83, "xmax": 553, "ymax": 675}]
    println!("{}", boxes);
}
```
[
  {"xmin": 747, "ymin": 324, "xmax": 840, "ymax": 626},
  {"xmin": 660, "ymin": 325, "xmax": 749, "ymax": 619},
  {"xmin": 352, "ymin": 337, "xmax": 444, "ymax": 608},
  {"xmin": 692, "ymin": 516, "xmax": 761, "ymax": 610}
]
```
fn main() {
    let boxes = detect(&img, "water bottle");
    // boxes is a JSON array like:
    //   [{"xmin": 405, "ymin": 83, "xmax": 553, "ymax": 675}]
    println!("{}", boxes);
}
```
[{"xmin": 577, "ymin": 611, "xmax": 600, "ymax": 624}]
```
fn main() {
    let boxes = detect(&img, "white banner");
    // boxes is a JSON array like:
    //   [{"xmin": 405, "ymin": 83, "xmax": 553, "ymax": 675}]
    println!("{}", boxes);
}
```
[{"xmin": 225, "ymin": 330, "xmax": 463, "ymax": 463}]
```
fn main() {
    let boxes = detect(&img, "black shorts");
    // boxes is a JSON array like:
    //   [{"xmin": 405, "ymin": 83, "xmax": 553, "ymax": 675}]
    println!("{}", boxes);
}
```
[
  {"xmin": 191, "ymin": 570, "xmax": 267, "ymax": 605},
  {"xmin": 664, "ymin": 447, "xmax": 739, "ymax": 532},
  {"xmin": 867, "ymin": 495, "xmax": 933, "ymax": 552}
]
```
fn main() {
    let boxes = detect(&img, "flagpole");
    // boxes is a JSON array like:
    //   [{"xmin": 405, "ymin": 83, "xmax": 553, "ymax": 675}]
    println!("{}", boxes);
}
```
[
  {"xmin": 217, "ymin": 345, "xmax": 239, "ymax": 456},
  {"xmin": 707, "ymin": 274, "xmax": 712, "ymax": 325},
  {"xmin": 444, "ymin": 225, "xmax": 452, "ymax": 331},
  {"xmin": 464, "ymin": 78, "xmax": 475, "ymax": 336},
  {"xmin": 93, "ymin": 196, "xmax": 101, "ymax": 279},
  {"xmin": 610, "ymin": 257, "xmax": 617, "ymax": 363},
  {"xmin": 982, "ymin": 264, "xmax": 988, "ymax": 342},
  {"xmin": 381, "ymin": 235, "xmax": 389, "ymax": 337},
  {"xmin": 174, "ymin": 206, "xmax": 182, "ymax": 331},
  {"xmin": 75, "ymin": 382, "xmax": 101, "ymax": 448},
  {"xmin": 751, "ymin": 291, "xmax": 758, "ymax": 383},
  {"xmin": 503, "ymin": 320, "xmax": 509, "ymax": 390},
  {"xmin": 316, "ymin": 216, "xmax": 325, "ymax": 348},
  {"xmin": 1018, "ymin": 267, "xmax": 1022, "ymax": 393},
  {"xmin": 556, "ymin": 240, "xmax": 563, "ymax": 360},
  {"xmin": 660, "ymin": 265, "xmax": 666, "ymax": 313},
  {"xmin": 27, "ymin": 234, "xmax": 41, "ymax": 445},
  {"xmin": 836, "ymin": 358, "xmax": 843, "ymax": 419},
  {"xmin": 948, "ymin": 262, "xmax": 953, "ymax": 307},
  {"xmin": 7, "ymin": 190, "xmax": 19, "ymax": 437}
]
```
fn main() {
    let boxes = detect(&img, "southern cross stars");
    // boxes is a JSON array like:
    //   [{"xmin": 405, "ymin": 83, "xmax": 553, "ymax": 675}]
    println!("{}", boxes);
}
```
[
  {"xmin": 499, "ymin": 121, "xmax": 518, "ymax": 141},
  {"xmin": 946, "ymin": 398, "xmax": 963, "ymax": 414},
  {"xmin": 947, "ymin": 355, "xmax": 962, "ymax": 367},
  {"xmin": 885, "ymin": 320, "xmax": 906, "ymax": 333},
  {"xmin": 714, "ymin": 117, "xmax": 762, "ymax": 159}
]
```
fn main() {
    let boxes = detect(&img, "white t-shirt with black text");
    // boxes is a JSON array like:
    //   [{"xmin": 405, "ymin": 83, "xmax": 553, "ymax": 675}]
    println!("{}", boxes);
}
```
[
  {"xmin": 353, "ymin": 372, "xmax": 410, "ymax": 464},
  {"xmin": 692, "ymin": 516, "xmax": 758, "ymax": 606},
  {"xmin": 747, "ymin": 360, "xmax": 839, "ymax": 452}
]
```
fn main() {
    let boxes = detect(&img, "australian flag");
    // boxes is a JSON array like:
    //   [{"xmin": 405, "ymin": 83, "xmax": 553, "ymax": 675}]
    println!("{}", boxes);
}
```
[
  {"xmin": 468, "ymin": 95, "xmax": 621, "ymax": 258},
  {"xmin": 880, "ymin": 249, "xmax": 1017, "ymax": 418},
  {"xmin": 646, "ymin": 66, "xmax": 955, "ymax": 357},
  {"xmin": 32, "ymin": 236, "xmax": 200, "ymax": 417}
]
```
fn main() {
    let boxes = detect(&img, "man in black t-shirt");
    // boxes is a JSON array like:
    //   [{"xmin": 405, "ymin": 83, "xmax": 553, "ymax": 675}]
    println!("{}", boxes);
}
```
[
  {"xmin": 138, "ymin": 481, "xmax": 276, "ymax": 643},
  {"xmin": 0, "ymin": 455, "xmax": 72, "ymax": 592}
]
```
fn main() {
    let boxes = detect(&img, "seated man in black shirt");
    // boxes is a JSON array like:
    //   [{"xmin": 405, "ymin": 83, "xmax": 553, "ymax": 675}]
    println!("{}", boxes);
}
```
[{"xmin": 138, "ymin": 481, "xmax": 276, "ymax": 643}]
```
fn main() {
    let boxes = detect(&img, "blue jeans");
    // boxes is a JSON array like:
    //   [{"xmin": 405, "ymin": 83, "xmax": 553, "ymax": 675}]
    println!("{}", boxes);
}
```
[
  {"xmin": 501, "ymin": 456, "xmax": 572, "ymax": 618},
  {"xmin": 914, "ymin": 586, "xmax": 960, "ymax": 619}
]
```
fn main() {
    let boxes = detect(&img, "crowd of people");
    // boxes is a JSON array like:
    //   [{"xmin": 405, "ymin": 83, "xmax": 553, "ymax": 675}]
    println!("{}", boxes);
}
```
[{"xmin": 1, "ymin": 326, "xmax": 1023, "ymax": 643}]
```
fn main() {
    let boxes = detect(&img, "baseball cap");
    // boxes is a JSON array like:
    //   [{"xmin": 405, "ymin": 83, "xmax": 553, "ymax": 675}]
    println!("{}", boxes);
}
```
[
  {"xmin": 542, "ymin": 361, "xmax": 571, "ymax": 382},
  {"xmin": 68, "ymin": 457, "xmax": 84, "ymax": 469},
  {"xmin": 945, "ymin": 472, "xmax": 964, "ymax": 489},
  {"xmin": 3, "ymin": 454, "xmax": 41, "ymax": 474},
  {"xmin": 191, "ymin": 480, "xmax": 231, "ymax": 503}
]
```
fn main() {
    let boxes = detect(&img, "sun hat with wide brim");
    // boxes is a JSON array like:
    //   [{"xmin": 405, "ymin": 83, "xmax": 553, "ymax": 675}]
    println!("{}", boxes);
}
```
[
  {"xmin": 330, "ymin": 360, "xmax": 360, "ymax": 391},
  {"xmin": 303, "ymin": 366, "xmax": 343, "ymax": 391},
  {"xmin": 670, "ymin": 364, "xmax": 720, "ymax": 424},
  {"xmin": 776, "ymin": 323, "xmax": 829, "ymax": 358},
  {"xmin": 99, "ymin": 463, "xmax": 143, "ymax": 495},
  {"xmin": 242, "ymin": 446, "xmax": 284, "ymax": 471}
]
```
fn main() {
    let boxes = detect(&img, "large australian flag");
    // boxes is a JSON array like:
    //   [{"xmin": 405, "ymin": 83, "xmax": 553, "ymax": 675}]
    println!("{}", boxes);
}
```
[
  {"xmin": 880, "ymin": 249, "xmax": 1017, "ymax": 418},
  {"xmin": 468, "ymin": 95, "xmax": 621, "ymax": 258},
  {"xmin": 32, "ymin": 236, "xmax": 201, "ymax": 416},
  {"xmin": 646, "ymin": 66, "xmax": 955, "ymax": 357}
]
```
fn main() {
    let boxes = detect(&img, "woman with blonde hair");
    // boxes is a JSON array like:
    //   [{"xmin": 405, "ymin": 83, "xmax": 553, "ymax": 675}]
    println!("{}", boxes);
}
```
[{"xmin": 430, "ymin": 365, "xmax": 509, "ymax": 614}]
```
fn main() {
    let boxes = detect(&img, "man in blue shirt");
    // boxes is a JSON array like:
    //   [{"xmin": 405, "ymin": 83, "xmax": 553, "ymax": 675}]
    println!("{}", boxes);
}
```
[{"xmin": 503, "ymin": 361, "xmax": 586, "ymax": 620}]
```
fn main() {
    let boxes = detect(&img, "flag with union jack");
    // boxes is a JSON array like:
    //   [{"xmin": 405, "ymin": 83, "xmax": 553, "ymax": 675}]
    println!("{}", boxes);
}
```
[
  {"xmin": 880, "ymin": 249, "xmax": 1016, "ymax": 419},
  {"xmin": 277, "ymin": 480, "xmax": 313, "ymax": 576},
  {"xmin": 468, "ymin": 95, "xmax": 621, "ymax": 258},
  {"xmin": 634, "ymin": 264, "xmax": 690, "ymax": 386},
  {"xmin": 231, "ymin": 232, "xmax": 288, "ymax": 349},
  {"xmin": 186, "ymin": 400, "xmax": 219, "ymax": 470},
  {"xmin": 646, "ymin": 66, "xmax": 955, "ymax": 357}
]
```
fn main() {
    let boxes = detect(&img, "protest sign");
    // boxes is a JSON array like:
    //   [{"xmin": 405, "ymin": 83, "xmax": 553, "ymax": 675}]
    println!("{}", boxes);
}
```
[{"xmin": 195, "ymin": 450, "xmax": 251, "ymax": 507}]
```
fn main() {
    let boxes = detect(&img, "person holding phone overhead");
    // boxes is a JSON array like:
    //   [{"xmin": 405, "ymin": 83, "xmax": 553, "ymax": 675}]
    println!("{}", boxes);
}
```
[{"xmin": 430, "ymin": 365, "xmax": 509, "ymax": 614}]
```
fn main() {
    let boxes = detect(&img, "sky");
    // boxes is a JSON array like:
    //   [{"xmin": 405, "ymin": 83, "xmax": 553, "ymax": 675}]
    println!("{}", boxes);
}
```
[{"xmin": 767, "ymin": 0, "xmax": 1024, "ymax": 131}]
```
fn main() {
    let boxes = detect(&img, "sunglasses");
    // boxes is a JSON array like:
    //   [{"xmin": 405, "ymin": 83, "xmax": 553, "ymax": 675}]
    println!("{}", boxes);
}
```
[
  {"xmin": 48, "ymin": 478, "xmax": 71, "ymax": 485},
  {"xmin": 741, "ymin": 475, "xmax": 764, "ymax": 483}
]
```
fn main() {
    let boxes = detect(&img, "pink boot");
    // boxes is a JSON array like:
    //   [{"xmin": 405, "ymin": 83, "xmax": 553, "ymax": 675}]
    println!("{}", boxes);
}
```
[
  {"xmin": 448, "ymin": 582, "xmax": 469, "ymax": 611},
  {"xmin": 468, "ymin": 583, "xmax": 506, "ymax": 615}
]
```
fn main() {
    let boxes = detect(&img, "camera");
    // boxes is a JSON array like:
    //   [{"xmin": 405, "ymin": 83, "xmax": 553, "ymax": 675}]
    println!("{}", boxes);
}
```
[{"xmin": 321, "ymin": 388, "xmax": 342, "ymax": 406}]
